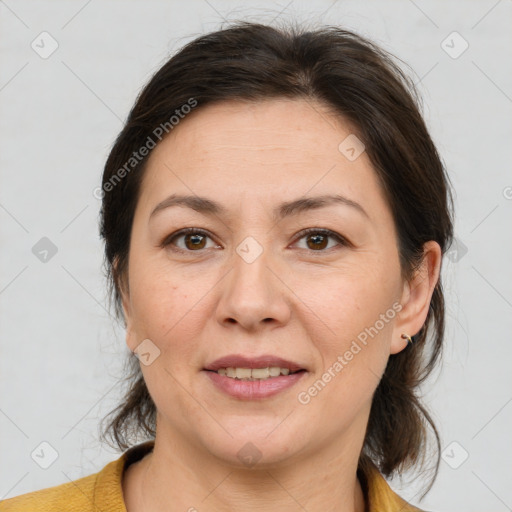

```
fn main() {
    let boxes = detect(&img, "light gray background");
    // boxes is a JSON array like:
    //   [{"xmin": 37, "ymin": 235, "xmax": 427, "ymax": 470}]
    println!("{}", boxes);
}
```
[{"xmin": 1, "ymin": 1, "xmax": 511, "ymax": 511}]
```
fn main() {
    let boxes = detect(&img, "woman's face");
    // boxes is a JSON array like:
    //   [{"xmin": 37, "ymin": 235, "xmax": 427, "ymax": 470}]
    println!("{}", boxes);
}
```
[{"xmin": 120, "ymin": 98, "xmax": 429, "ymax": 467}]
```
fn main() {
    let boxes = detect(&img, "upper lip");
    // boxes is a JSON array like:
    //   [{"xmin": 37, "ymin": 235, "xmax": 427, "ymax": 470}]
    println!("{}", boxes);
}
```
[{"xmin": 204, "ymin": 354, "xmax": 306, "ymax": 373}]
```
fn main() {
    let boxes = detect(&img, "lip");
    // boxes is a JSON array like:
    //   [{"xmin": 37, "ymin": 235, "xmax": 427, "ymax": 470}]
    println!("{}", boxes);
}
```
[
  {"xmin": 204, "ymin": 354, "xmax": 306, "ymax": 373},
  {"xmin": 204, "ymin": 370, "xmax": 307, "ymax": 400}
]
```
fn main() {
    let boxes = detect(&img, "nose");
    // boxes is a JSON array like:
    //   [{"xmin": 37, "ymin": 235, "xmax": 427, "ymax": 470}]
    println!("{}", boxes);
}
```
[{"xmin": 215, "ymin": 243, "xmax": 292, "ymax": 332}]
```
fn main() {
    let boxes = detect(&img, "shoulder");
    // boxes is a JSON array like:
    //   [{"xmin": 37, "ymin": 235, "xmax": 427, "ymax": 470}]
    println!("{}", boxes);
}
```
[
  {"xmin": 362, "ymin": 462, "xmax": 428, "ymax": 512},
  {"xmin": 0, "ymin": 442, "xmax": 154, "ymax": 512},
  {"xmin": 0, "ymin": 458, "xmax": 123, "ymax": 512},
  {"xmin": 0, "ymin": 472, "xmax": 98, "ymax": 512}
]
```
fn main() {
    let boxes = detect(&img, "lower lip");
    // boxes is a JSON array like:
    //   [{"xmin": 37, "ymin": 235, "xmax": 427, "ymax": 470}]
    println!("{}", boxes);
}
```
[{"xmin": 203, "ymin": 370, "xmax": 307, "ymax": 399}]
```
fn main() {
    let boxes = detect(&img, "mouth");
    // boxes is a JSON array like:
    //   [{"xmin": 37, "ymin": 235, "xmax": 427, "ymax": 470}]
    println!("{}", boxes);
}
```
[
  {"xmin": 204, "ymin": 367, "xmax": 306, "ymax": 381},
  {"xmin": 204, "ymin": 354, "xmax": 306, "ymax": 374},
  {"xmin": 202, "ymin": 354, "xmax": 308, "ymax": 399},
  {"xmin": 203, "ymin": 368, "xmax": 307, "ymax": 400},
  {"xmin": 203, "ymin": 354, "xmax": 309, "ymax": 401}
]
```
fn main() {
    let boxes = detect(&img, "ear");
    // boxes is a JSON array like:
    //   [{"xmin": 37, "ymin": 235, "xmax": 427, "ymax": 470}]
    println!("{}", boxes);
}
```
[{"xmin": 390, "ymin": 241, "xmax": 442, "ymax": 355}]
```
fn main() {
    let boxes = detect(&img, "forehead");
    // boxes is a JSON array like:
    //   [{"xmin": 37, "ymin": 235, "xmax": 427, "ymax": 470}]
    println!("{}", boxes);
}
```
[
  {"xmin": 156, "ymin": 98, "xmax": 354, "ymax": 156},
  {"xmin": 136, "ymin": 98, "xmax": 389, "ymax": 224}
]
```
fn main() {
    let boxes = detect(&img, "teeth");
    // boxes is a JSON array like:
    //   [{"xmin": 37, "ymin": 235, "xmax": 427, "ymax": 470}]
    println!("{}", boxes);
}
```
[
  {"xmin": 269, "ymin": 367, "xmax": 281, "ymax": 377},
  {"xmin": 217, "ymin": 366, "xmax": 295, "ymax": 380},
  {"xmin": 252, "ymin": 368, "xmax": 269, "ymax": 379},
  {"xmin": 236, "ymin": 368, "xmax": 252, "ymax": 379}
]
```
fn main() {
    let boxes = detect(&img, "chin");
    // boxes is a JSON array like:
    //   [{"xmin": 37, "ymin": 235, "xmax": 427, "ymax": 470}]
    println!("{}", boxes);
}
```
[{"xmin": 198, "ymin": 424, "xmax": 304, "ymax": 469}]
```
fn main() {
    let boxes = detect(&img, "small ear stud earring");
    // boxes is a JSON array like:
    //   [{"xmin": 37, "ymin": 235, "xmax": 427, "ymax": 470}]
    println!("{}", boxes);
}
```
[{"xmin": 401, "ymin": 333, "xmax": 414, "ymax": 344}]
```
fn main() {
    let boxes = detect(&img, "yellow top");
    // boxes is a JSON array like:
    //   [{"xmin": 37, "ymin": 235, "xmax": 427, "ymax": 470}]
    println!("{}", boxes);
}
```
[{"xmin": 0, "ymin": 440, "xmax": 423, "ymax": 511}]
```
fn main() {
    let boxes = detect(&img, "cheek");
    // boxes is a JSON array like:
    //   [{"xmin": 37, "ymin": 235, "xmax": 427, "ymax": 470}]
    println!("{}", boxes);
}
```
[
  {"xmin": 307, "ymin": 283, "xmax": 394, "ymax": 407},
  {"xmin": 305, "ymin": 266, "xmax": 396, "ymax": 336},
  {"xmin": 128, "ymin": 264, "xmax": 215, "ymax": 356},
  {"xmin": 298, "ymin": 266, "xmax": 397, "ymax": 383}
]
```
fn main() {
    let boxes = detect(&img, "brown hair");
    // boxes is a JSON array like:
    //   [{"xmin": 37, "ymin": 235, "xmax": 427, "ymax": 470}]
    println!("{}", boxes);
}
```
[{"xmin": 98, "ymin": 20, "xmax": 454, "ymax": 493}]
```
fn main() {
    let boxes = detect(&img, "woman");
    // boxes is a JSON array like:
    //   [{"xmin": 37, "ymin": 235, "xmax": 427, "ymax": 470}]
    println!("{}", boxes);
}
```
[{"xmin": 1, "ymin": 21, "xmax": 453, "ymax": 512}]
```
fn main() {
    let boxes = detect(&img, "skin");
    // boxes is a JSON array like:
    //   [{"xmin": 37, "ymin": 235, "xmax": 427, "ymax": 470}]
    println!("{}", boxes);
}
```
[{"xmin": 119, "ymin": 98, "xmax": 441, "ymax": 512}]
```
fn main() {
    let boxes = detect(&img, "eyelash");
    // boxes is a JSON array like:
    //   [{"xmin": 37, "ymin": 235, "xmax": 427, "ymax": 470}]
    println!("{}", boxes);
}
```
[{"xmin": 160, "ymin": 227, "xmax": 349, "ymax": 254}]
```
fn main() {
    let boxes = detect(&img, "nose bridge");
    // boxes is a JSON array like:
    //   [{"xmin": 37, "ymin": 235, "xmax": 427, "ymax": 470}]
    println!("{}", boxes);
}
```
[
  {"xmin": 231, "ymin": 233, "xmax": 276, "ymax": 303},
  {"xmin": 217, "ymin": 232, "xmax": 290, "ymax": 329}
]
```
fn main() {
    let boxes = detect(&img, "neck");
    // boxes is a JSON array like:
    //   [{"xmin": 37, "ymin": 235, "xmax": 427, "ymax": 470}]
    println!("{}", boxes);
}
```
[{"xmin": 124, "ymin": 421, "xmax": 368, "ymax": 512}]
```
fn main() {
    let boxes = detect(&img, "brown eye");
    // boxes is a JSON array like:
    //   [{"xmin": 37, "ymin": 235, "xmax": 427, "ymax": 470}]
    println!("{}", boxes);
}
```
[
  {"xmin": 183, "ymin": 232, "xmax": 207, "ymax": 250},
  {"xmin": 295, "ymin": 228, "xmax": 347, "ymax": 252},
  {"xmin": 162, "ymin": 228, "xmax": 218, "ymax": 252},
  {"xmin": 306, "ymin": 232, "xmax": 328, "ymax": 250}
]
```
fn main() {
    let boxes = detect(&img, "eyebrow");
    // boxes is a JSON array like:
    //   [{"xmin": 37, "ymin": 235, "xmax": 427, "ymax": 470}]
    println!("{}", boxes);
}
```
[{"xmin": 149, "ymin": 193, "xmax": 369, "ymax": 221}]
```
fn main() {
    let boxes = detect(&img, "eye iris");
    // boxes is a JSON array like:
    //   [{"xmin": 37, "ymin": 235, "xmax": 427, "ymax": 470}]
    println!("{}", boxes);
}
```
[
  {"xmin": 185, "ymin": 233, "xmax": 206, "ymax": 250},
  {"xmin": 307, "ymin": 233, "xmax": 328, "ymax": 250}
]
